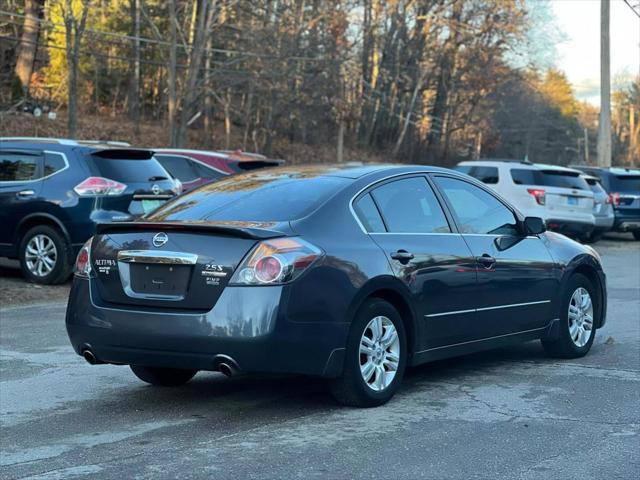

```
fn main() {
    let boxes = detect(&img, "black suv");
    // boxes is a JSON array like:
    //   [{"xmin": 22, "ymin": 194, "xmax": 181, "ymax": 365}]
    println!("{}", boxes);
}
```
[
  {"xmin": 572, "ymin": 166, "xmax": 640, "ymax": 240},
  {"xmin": 0, "ymin": 138, "xmax": 179, "ymax": 284}
]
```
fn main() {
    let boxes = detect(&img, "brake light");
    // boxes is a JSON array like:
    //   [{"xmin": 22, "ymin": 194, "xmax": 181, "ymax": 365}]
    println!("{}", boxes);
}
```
[
  {"xmin": 230, "ymin": 238, "xmax": 323, "ymax": 285},
  {"xmin": 74, "ymin": 237, "xmax": 92, "ymax": 277},
  {"xmin": 527, "ymin": 188, "xmax": 546, "ymax": 205},
  {"xmin": 74, "ymin": 177, "xmax": 127, "ymax": 196},
  {"xmin": 608, "ymin": 192, "xmax": 620, "ymax": 206}
]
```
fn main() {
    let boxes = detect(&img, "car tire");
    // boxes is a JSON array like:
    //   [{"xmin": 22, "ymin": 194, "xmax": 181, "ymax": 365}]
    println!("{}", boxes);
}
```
[
  {"xmin": 633, "ymin": 231, "xmax": 640, "ymax": 241},
  {"xmin": 130, "ymin": 365, "xmax": 197, "ymax": 386},
  {"xmin": 19, "ymin": 225, "xmax": 72, "ymax": 285},
  {"xmin": 541, "ymin": 273, "xmax": 597, "ymax": 359},
  {"xmin": 329, "ymin": 298, "xmax": 407, "ymax": 407}
]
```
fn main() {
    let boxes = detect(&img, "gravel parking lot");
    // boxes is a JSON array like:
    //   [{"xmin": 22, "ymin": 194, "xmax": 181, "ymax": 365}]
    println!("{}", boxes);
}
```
[{"xmin": 1, "ymin": 235, "xmax": 638, "ymax": 480}]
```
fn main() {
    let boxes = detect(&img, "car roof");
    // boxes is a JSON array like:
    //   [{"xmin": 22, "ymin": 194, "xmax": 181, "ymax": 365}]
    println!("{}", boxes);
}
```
[
  {"xmin": 0, "ymin": 137, "xmax": 132, "ymax": 151},
  {"xmin": 534, "ymin": 163, "xmax": 583, "ymax": 174},
  {"xmin": 458, "ymin": 159, "xmax": 537, "ymax": 169},
  {"xmin": 250, "ymin": 163, "xmax": 458, "ymax": 180},
  {"xmin": 570, "ymin": 165, "xmax": 640, "ymax": 176}
]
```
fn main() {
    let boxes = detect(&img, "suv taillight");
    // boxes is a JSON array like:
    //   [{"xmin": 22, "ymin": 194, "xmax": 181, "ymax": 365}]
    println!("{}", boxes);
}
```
[
  {"xmin": 74, "ymin": 177, "xmax": 127, "ymax": 196},
  {"xmin": 607, "ymin": 192, "xmax": 620, "ymax": 206},
  {"xmin": 527, "ymin": 188, "xmax": 546, "ymax": 206},
  {"xmin": 230, "ymin": 238, "xmax": 323, "ymax": 285},
  {"xmin": 74, "ymin": 238, "xmax": 92, "ymax": 277}
]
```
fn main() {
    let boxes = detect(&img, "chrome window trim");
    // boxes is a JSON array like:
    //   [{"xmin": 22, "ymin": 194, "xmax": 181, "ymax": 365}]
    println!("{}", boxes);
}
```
[
  {"xmin": 349, "ymin": 170, "xmax": 461, "ymax": 235},
  {"xmin": 117, "ymin": 250, "xmax": 198, "ymax": 265},
  {"xmin": 424, "ymin": 300, "xmax": 551, "ymax": 318},
  {"xmin": 0, "ymin": 150, "xmax": 70, "ymax": 184}
]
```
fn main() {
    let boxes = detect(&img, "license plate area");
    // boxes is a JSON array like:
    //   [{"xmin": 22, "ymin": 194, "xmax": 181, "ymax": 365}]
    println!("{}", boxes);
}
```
[
  {"xmin": 129, "ymin": 263, "xmax": 191, "ymax": 297},
  {"xmin": 567, "ymin": 196, "xmax": 578, "ymax": 206}
]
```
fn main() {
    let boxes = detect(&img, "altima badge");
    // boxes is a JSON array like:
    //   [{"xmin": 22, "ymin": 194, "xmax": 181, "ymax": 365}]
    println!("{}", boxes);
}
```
[{"xmin": 153, "ymin": 232, "xmax": 168, "ymax": 247}]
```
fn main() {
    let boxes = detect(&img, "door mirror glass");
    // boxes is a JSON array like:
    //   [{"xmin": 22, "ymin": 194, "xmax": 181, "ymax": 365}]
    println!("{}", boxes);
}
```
[{"xmin": 523, "ymin": 216, "xmax": 546, "ymax": 235}]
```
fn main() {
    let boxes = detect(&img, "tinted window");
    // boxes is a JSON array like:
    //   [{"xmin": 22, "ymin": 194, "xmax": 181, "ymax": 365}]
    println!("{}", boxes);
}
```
[
  {"xmin": 455, "ymin": 165, "xmax": 499, "ymax": 184},
  {"xmin": 156, "ymin": 155, "xmax": 199, "ymax": 182},
  {"xmin": 193, "ymin": 162, "xmax": 226, "ymax": 180},
  {"xmin": 370, "ymin": 177, "xmax": 450, "ymax": 233},
  {"xmin": 149, "ymin": 171, "xmax": 349, "ymax": 222},
  {"xmin": 87, "ymin": 155, "xmax": 169, "ymax": 183},
  {"xmin": 584, "ymin": 178, "xmax": 606, "ymax": 194},
  {"xmin": 435, "ymin": 176, "xmax": 518, "ymax": 235},
  {"xmin": 0, "ymin": 152, "xmax": 40, "ymax": 181},
  {"xmin": 511, "ymin": 168, "xmax": 589, "ymax": 190},
  {"xmin": 609, "ymin": 175, "xmax": 640, "ymax": 192},
  {"xmin": 44, "ymin": 152, "xmax": 66, "ymax": 176},
  {"xmin": 353, "ymin": 193, "xmax": 385, "ymax": 233}
]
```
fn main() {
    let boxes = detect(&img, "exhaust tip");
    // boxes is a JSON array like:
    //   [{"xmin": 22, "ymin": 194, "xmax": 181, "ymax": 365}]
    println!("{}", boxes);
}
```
[{"xmin": 82, "ymin": 349, "xmax": 97, "ymax": 365}]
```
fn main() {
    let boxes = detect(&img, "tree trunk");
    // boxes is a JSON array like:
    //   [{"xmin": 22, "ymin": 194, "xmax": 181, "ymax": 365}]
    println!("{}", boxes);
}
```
[
  {"xmin": 128, "ymin": 0, "xmax": 141, "ymax": 134},
  {"xmin": 14, "ymin": 0, "xmax": 43, "ymax": 93}
]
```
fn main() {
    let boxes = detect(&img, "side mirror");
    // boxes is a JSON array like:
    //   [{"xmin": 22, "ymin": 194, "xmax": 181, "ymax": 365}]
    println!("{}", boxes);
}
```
[{"xmin": 523, "ymin": 216, "xmax": 546, "ymax": 235}]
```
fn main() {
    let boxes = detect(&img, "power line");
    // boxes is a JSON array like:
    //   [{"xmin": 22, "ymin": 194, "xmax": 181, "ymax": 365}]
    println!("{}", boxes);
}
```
[{"xmin": 623, "ymin": 0, "xmax": 640, "ymax": 18}]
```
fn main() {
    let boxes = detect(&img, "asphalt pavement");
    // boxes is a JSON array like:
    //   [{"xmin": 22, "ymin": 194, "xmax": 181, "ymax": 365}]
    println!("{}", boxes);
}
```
[{"xmin": 1, "ymin": 237, "xmax": 639, "ymax": 479}]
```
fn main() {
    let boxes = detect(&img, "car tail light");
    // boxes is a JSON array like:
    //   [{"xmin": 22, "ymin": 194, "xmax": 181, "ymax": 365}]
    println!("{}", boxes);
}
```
[
  {"xmin": 230, "ymin": 238, "xmax": 323, "ymax": 285},
  {"xmin": 74, "ymin": 177, "xmax": 127, "ymax": 196},
  {"xmin": 74, "ymin": 238, "xmax": 93, "ymax": 277},
  {"xmin": 527, "ymin": 188, "xmax": 546, "ymax": 206},
  {"xmin": 607, "ymin": 192, "xmax": 620, "ymax": 206}
]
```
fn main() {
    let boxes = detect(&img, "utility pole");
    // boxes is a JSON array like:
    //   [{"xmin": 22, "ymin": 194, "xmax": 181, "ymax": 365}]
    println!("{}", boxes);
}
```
[
  {"xmin": 584, "ymin": 127, "xmax": 589, "ymax": 164},
  {"xmin": 597, "ymin": 0, "xmax": 612, "ymax": 167}
]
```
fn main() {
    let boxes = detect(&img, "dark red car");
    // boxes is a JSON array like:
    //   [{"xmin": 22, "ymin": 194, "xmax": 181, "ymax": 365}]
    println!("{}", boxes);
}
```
[{"xmin": 154, "ymin": 149, "xmax": 284, "ymax": 193}]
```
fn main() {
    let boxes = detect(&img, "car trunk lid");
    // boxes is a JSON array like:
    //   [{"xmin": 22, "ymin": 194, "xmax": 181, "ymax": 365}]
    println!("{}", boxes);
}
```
[{"xmin": 91, "ymin": 221, "xmax": 288, "ymax": 310}]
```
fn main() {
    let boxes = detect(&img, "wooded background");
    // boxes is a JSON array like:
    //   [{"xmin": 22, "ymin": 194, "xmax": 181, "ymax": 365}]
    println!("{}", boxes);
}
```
[{"xmin": 1, "ymin": 0, "xmax": 638, "ymax": 165}]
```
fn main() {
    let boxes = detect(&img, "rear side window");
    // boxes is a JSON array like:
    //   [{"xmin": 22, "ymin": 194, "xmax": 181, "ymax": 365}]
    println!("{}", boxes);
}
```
[
  {"xmin": 456, "ymin": 165, "xmax": 499, "ymax": 184},
  {"xmin": 86, "ymin": 153, "xmax": 170, "ymax": 183},
  {"xmin": 511, "ymin": 168, "xmax": 589, "ymax": 190},
  {"xmin": 44, "ymin": 152, "xmax": 66, "ymax": 176},
  {"xmin": 434, "ymin": 176, "xmax": 518, "ymax": 235},
  {"xmin": 0, "ymin": 152, "xmax": 41, "ymax": 181},
  {"xmin": 149, "ymin": 171, "xmax": 349, "ymax": 222},
  {"xmin": 156, "ymin": 155, "xmax": 199, "ymax": 182},
  {"xmin": 353, "ymin": 193, "xmax": 385, "ymax": 233},
  {"xmin": 585, "ymin": 178, "xmax": 606, "ymax": 194},
  {"xmin": 369, "ymin": 177, "xmax": 450, "ymax": 234}
]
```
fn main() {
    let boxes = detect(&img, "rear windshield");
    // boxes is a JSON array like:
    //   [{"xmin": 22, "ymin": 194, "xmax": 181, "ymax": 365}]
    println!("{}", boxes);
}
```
[
  {"xmin": 511, "ymin": 168, "xmax": 589, "ymax": 190},
  {"xmin": 148, "ymin": 171, "xmax": 349, "ymax": 222},
  {"xmin": 609, "ymin": 175, "xmax": 640, "ymax": 192},
  {"xmin": 455, "ymin": 165, "xmax": 499, "ymax": 184},
  {"xmin": 86, "ymin": 153, "xmax": 170, "ymax": 183}
]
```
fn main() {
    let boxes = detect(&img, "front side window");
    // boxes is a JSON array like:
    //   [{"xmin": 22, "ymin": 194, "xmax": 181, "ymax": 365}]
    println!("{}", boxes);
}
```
[
  {"xmin": 0, "ymin": 152, "xmax": 41, "ymax": 181},
  {"xmin": 434, "ymin": 176, "xmax": 518, "ymax": 235},
  {"xmin": 369, "ymin": 177, "xmax": 450, "ymax": 234}
]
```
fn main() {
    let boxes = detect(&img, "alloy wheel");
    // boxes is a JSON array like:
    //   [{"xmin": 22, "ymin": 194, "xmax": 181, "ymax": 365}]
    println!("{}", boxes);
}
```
[
  {"xmin": 25, "ymin": 234, "xmax": 58, "ymax": 277},
  {"xmin": 568, "ymin": 287, "xmax": 594, "ymax": 348},
  {"xmin": 359, "ymin": 316, "xmax": 400, "ymax": 391}
]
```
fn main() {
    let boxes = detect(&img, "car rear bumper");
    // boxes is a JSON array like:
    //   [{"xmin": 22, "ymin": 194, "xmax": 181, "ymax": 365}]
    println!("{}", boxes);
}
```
[
  {"xmin": 594, "ymin": 213, "xmax": 615, "ymax": 229},
  {"xmin": 613, "ymin": 213, "xmax": 640, "ymax": 232},
  {"xmin": 65, "ymin": 278, "xmax": 349, "ymax": 377}
]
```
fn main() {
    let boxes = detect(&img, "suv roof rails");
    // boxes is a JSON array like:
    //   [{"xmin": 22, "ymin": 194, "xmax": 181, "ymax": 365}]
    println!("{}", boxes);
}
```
[
  {"xmin": 0, "ymin": 137, "xmax": 78, "ymax": 145},
  {"xmin": 476, "ymin": 158, "xmax": 533, "ymax": 165},
  {"xmin": 0, "ymin": 137, "xmax": 131, "ymax": 147}
]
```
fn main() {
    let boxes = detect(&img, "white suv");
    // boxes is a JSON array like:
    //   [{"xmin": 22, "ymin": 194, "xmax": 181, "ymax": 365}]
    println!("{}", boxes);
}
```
[{"xmin": 455, "ymin": 160, "xmax": 596, "ymax": 237}]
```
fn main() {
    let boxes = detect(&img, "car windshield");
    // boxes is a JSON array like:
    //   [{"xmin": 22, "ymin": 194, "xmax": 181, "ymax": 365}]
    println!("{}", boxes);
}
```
[
  {"xmin": 148, "ymin": 170, "xmax": 349, "ymax": 222},
  {"xmin": 86, "ymin": 151, "xmax": 170, "ymax": 183},
  {"xmin": 609, "ymin": 175, "xmax": 640, "ymax": 192}
]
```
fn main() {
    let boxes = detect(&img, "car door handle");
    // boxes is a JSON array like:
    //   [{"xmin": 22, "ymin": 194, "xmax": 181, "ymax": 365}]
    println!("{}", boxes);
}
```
[
  {"xmin": 16, "ymin": 189, "xmax": 35, "ymax": 198},
  {"xmin": 390, "ymin": 250, "xmax": 414, "ymax": 264},
  {"xmin": 476, "ymin": 254, "xmax": 496, "ymax": 268}
]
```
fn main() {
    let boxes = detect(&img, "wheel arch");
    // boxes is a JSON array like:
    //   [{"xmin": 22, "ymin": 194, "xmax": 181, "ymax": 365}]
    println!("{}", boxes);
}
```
[
  {"xmin": 346, "ymin": 276, "xmax": 419, "ymax": 360},
  {"xmin": 564, "ymin": 258, "xmax": 606, "ymax": 329},
  {"xmin": 16, "ymin": 213, "xmax": 71, "ymax": 246}
]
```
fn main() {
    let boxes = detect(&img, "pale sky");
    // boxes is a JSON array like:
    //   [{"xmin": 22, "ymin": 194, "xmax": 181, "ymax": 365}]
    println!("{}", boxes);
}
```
[{"xmin": 551, "ymin": 0, "xmax": 639, "ymax": 105}]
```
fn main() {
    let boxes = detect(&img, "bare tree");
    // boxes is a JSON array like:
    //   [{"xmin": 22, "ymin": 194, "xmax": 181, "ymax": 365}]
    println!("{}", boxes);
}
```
[{"xmin": 14, "ymin": 0, "xmax": 44, "ymax": 93}]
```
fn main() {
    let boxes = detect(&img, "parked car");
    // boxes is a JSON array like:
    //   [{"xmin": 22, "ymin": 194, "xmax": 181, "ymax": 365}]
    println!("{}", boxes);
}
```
[
  {"xmin": 580, "ymin": 174, "xmax": 615, "ymax": 242},
  {"xmin": 66, "ymin": 164, "xmax": 606, "ymax": 407},
  {"xmin": 0, "ymin": 137, "xmax": 179, "ymax": 284},
  {"xmin": 455, "ymin": 160, "xmax": 595, "ymax": 238},
  {"xmin": 571, "ymin": 166, "xmax": 640, "ymax": 240},
  {"xmin": 154, "ymin": 149, "xmax": 284, "ymax": 193}
]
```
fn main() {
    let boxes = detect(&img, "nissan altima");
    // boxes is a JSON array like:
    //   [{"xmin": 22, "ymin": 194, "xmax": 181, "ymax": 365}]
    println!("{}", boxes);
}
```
[{"xmin": 66, "ymin": 164, "xmax": 607, "ymax": 407}]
